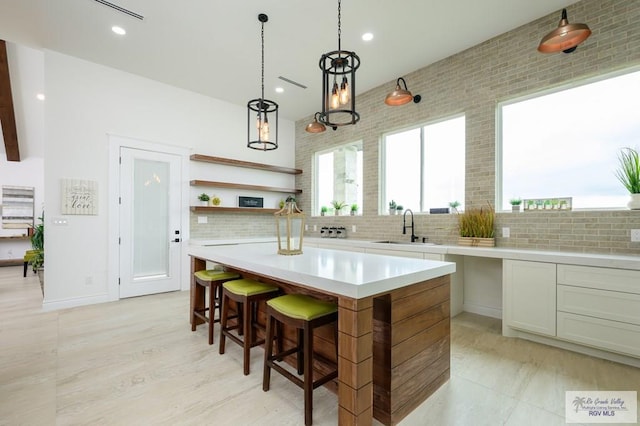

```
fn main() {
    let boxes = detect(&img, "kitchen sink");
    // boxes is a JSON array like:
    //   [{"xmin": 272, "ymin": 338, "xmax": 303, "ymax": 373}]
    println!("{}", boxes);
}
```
[{"xmin": 372, "ymin": 240, "xmax": 437, "ymax": 245}]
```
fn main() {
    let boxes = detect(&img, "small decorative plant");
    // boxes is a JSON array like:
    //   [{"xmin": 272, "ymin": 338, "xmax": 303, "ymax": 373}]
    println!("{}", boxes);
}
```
[
  {"xmin": 448, "ymin": 201, "xmax": 460, "ymax": 212},
  {"xmin": 509, "ymin": 198, "xmax": 522, "ymax": 206},
  {"xmin": 198, "ymin": 193, "xmax": 210, "ymax": 202},
  {"xmin": 331, "ymin": 200, "xmax": 347, "ymax": 215},
  {"xmin": 320, "ymin": 206, "xmax": 328, "ymax": 216},
  {"xmin": 457, "ymin": 204, "xmax": 495, "ymax": 238},
  {"xmin": 527, "ymin": 199, "xmax": 535, "ymax": 210},
  {"xmin": 395, "ymin": 204, "xmax": 404, "ymax": 213},
  {"xmin": 350, "ymin": 204, "xmax": 358, "ymax": 216},
  {"xmin": 615, "ymin": 147, "xmax": 640, "ymax": 194},
  {"xmin": 388, "ymin": 200, "xmax": 397, "ymax": 215}
]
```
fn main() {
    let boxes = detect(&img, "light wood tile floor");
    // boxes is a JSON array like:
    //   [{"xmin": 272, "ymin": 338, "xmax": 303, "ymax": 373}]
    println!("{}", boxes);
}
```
[{"xmin": 1, "ymin": 266, "xmax": 638, "ymax": 425}]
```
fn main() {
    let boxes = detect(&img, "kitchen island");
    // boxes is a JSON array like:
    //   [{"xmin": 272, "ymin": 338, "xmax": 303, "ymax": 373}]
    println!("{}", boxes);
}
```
[{"xmin": 189, "ymin": 242, "xmax": 455, "ymax": 425}]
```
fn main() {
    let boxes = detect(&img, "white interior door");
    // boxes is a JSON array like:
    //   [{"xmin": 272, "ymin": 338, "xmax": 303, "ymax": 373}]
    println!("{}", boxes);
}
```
[{"xmin": 119, "ymin": 147, "xmax": 182, "ymax": 298}]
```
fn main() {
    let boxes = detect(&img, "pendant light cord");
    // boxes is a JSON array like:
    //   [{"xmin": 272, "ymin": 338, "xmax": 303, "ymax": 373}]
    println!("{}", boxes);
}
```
[
  {"xmin": 261, "ymin": 20, "xmax": 265, "ymax": 103},
  {"xmin": 337, "ymin": 0, "xmax": 342, "ymax": 52}
]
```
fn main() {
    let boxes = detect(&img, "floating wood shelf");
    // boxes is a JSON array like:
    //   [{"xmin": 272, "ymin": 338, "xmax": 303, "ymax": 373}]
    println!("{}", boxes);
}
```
[
  {"xmin": 190, "ymin": 180, "xmax": 302, "ymax": 195},
  {"xmin": 190, "ymin": 206, "xmax": 279, "ymax": 214},
  {"xmin": 191, "ymin": 154, "xmax": 302, "ymax": 175},
  {"xmin": 0, "ymin": 235, "xmax": 29, "ymax": 240}
]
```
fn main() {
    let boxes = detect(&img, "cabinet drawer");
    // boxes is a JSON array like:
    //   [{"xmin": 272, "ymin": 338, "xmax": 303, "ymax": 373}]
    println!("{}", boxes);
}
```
[
  {"xmin": 558, "ymin": 285, "xmax": 640, "ymax": 326},
  {"xmin": 557, "ymin": 312, "xmax": 640, "ymax": 358},
  {"xmin": 557, "ymin": 265, "xmax": 640, "ymax": 294}
]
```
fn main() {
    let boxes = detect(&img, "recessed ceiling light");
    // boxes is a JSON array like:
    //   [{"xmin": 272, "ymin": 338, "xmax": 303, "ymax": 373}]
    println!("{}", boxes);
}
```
[
  {"xmin": 362, "ymin": 32, "xmax": 374, "ymax": 41},
  {"xmin": 275, "ymin": 87, "xmax": 284, "ymax": 93},
  {"xmin": 36, "ymin": 93, "xmax": 45, "ymax": 101},
  {"xmin": 112, "ymin": 26, "xmax": 126, "ymax": 35}
]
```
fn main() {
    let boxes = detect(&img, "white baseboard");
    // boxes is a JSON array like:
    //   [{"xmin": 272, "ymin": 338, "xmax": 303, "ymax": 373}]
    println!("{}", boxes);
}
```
[
  {"xmin": 42, "ymin": 293, "xmax": 110, "ymax": 311},
  {"xmin": 463, "ymin": 303, "xmax": 502, "ymax": 319}
]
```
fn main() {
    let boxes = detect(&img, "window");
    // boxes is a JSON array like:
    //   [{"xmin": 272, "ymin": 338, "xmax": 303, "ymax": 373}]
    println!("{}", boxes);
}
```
[
  {"xmin": 381, "ymin": 116, "xmax": 465, "ymax": 213},
  {"xmin": 499, "ymin": 68, "xmax": 640, "ymax": 210},
  {"xmin": 314, "ymin": 141, "xmax": 363, "ymax": 215}
]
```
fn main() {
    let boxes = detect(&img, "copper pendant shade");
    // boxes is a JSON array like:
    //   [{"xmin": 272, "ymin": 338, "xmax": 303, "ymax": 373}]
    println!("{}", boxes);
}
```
[
  {"xmin": 538, "ymin": 8, "xmax": 591, "ymax": 54},
  {"xmin": 384, "ymin": 77, "xmax": 421, "ymax": 106},
  {"xmin": 305, "ymin": 112, "xmax": 327, "ymax": 133}
]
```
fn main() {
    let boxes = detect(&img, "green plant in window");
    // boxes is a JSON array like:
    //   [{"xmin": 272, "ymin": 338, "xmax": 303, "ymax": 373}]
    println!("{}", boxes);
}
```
[
  {"xmin": 615, "ymin": 147, "xmax": 640, "ymax": 194},
  {"xmin": 509, "ymin": 198, "xmax": 522, "ymax": 206}
]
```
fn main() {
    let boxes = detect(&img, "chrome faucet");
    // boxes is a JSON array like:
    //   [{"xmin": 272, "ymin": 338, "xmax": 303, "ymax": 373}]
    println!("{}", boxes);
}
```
[{"xmin": 402, "ymin": 209, "xmax": 418, "ymax": 242}]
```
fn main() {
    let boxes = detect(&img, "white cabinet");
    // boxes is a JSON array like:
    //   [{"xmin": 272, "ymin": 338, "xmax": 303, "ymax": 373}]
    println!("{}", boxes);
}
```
[
  {"xmin": 556, "ymin": 265, "xmax": 640, "ymax": 357},
  {"xmin": 503, "ymin": 260, "xmax": 556, "ymax": 337}
]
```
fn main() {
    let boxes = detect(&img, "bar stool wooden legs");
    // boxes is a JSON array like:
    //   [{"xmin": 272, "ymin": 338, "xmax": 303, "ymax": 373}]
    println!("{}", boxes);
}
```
[
  {"xmin": 262, "ymin": 294, "xmax": 338, "ymax": 426},
  {"xmin": 191, "ymin": 270, "xmax": 240, "ymax": 345},
  {"xmin": 219, "ymin": 279, "xmax": 280, "ymax": 375}
]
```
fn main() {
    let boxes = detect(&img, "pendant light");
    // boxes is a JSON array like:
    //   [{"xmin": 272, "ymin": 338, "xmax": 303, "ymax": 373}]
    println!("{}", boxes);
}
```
[
  {"xmin": 305, "ymin": 112, "xmax": 327, "ymax": 133},
  {"xmin": 248, "ymin": 13, "xmax": 278, "ymax": 151},
  {"xmin": 538, "ymin": 8, "xmax": 591, "ymax": 54},
  {"xmin": 384, "ymin": 77, "xmax": 421, "ymax": 106},
  {"xmin": 318, "ymin": 0, "xmax": 360, "ymax": 128}
]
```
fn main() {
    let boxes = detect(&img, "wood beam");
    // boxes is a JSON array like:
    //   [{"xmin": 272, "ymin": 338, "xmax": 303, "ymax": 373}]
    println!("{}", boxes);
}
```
[{"xmin": 0, "ymin": 40, "xmax": 20, "ymax": 162}]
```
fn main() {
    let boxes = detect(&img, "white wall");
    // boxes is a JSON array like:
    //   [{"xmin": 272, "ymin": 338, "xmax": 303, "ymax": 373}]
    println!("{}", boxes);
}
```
[
  {"xmin": 0, "ymin": 43, "xmax": 44, "ymax": 259},
  {"xmin": 43, "ymin": 50, "xmax": 295, "ymax": 308}
]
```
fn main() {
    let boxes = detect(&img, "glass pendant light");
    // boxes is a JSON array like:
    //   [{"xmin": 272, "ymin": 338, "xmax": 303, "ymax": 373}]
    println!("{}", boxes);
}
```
[
  {"xmin": 247, "ymin": 14, "xmax": 278, "ymax": 150},
  {"xmin": 318, "ymin": 0, "xmax": 360, "ymax": 128}
]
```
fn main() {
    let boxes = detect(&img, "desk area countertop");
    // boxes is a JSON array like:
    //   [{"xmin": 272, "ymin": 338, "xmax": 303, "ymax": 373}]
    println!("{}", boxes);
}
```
[{"xmin": 188, "ymin": 242, "xmax": 456, "ymax": 299}]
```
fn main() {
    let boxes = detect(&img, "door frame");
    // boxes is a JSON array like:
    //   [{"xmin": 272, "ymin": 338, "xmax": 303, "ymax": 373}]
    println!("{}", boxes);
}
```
[{"xmin": 107, "ymin": 133, "xmax": 190, "ymax": 302}]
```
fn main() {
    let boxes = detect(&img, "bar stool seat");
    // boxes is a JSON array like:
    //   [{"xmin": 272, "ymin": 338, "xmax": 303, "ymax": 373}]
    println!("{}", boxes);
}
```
[
  {"xmin": 219, "ymin": 278, "xmax": 280, "ymax": 375},
  {"xmin": 191, "ymin": 270, "xmax": 241, "ymax": 345},
  {"xmin": 262, "ymin": 294, "xmax": 338, "ymax": 426}
]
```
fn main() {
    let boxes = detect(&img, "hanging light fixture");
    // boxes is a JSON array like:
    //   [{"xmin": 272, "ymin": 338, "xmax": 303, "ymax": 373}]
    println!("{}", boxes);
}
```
[
  {"xmin": 538, "ymin": 8, "xmax": 591, "ymax": 54},
  {"xmin": 318, "ymin": 0, "xmax": 360, "ymax": 128},
  {"xmin": 305, "ymin": 112, "xmax": 327, "ymax": 133},
  {"xmin": 248, "ymin": 13, "xmax": 278, "ymax": 151},
  {"xmin": 384, "ymin": 77, "xmax": 421, "ymax": 106}
]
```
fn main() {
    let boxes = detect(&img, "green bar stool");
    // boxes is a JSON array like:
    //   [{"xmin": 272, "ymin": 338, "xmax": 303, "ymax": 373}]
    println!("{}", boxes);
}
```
[
  {"xmin": 262, "ymin": 294, "xmax": 338, "ymax": 426},
  {"xmin": 191, "ymin": 269, "xmax": 241, "ymax": 345},
  {"xmin": 219, "ymin": 278, "xmax": 280, "ymax": 375}
]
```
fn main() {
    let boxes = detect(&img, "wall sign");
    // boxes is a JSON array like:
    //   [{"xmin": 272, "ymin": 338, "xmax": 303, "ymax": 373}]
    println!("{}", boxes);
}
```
[{"xmin": 61, "ymin": 179, "xmax": 98, "ymax": 215}]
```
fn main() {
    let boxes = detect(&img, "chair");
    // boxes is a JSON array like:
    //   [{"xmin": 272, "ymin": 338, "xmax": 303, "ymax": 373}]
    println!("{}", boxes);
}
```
[
  {"xmin": 262, "ymin": 294, "xmax": 338, "ymax": 426},
  {"xmin": 219, "ymin": 278, "xmax": 279, "ymax": 375},
  {"xmin": 23, "ymin": 250, "xmax": 40, "ymax": 277},
  {"xmin": 191, "ymin": 269, "xmax": 241, "ymax": 345}
]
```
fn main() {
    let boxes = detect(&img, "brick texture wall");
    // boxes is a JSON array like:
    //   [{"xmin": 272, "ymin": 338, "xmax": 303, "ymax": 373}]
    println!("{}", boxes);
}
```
[{"xmin": 294, "ymin": 0, "xmax": 640, "ymax": 256}]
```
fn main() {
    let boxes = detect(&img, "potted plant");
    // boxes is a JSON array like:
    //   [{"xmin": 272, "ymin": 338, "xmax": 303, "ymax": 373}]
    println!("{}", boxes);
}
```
[
  {"xmin": 456, "ymin": 204, "xmax": 495, "ymax": 247},
  {"xmin": 30, "ymin": 212, "xmax": 45, "ymax": 292},
  {"xmin": 198, "ymin": 193, "xmax": 210, "ymax": 206},
  {"xmin": 320, "ymin": 206, "xmax": 328, "ymax": 216},
  {"xmin": 543, "ymin": 199, "xmax": 552, "ymax": 210},
  {"xmin": 509, "ymin": 198, "xmax": 522, "ymax": 213},
  {"xmin": 448, "ymin": 201, "xmax": 460, "ymax": 213},
  {"xmin": 615, "ymin": 147, "xmax": 640, "ymax": 209},
  {"xmin": 388, "ymin": 200, "xmax": 397, "ymax": 215},
  {"xmin": 331, "ymin": 200, "xmax": 347, "ymax": 215},
  {"xmin": 395, "ymin": 204, "xmax": 404, "ymax": 214},
  {"xmin": 350, "ymin": 204, "xmax": 358, "ymax": 216},
  {"xmin": 526, "ymin": 199, "xmax": 535, "ymax": 211}
]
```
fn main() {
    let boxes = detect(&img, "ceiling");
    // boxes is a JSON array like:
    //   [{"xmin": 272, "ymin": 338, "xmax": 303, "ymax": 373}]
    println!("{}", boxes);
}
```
[{"xmin": 0, "ymin": 0, "xmax": 580, "ymax": 122}]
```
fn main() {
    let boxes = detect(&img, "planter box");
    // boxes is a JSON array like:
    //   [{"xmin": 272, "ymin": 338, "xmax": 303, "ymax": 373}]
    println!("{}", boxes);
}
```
[{"xmin": 458, "ymin": 237, "xmax": 495, "ymax": 247}]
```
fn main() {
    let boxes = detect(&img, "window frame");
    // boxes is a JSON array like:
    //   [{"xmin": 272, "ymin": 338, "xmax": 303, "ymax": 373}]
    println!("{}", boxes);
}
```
[
  {"xmin": 379, "ymin": 113, "xmax": 466, "ymax": 214},
  {"xmin": 496, "ymin": 65, "xmax": 640, "ymax": 211}
]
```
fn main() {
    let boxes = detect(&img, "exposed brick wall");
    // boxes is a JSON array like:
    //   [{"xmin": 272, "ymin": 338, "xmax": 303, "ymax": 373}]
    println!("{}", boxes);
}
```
[{"xmin": 295, "ymin": 0, "xmax": 640, "ymax": 256}]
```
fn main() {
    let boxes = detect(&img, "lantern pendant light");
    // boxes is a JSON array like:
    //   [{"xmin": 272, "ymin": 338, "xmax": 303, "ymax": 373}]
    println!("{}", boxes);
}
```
[
  {"xmin": 538, "ymin": 8, "xmax": 591, "ymax": 54},
  {"xmin": 318, "ymin": 0, "xmax": 360, "ymax": 128},
  {"xmin": 248, "ymin": 13, "xmax": 278, "ymax": 151}
]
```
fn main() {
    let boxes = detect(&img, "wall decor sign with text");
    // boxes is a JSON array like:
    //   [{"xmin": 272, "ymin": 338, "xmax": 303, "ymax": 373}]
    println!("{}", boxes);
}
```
[{"xmin": 61, "ymin": 179, "xmax": 98, "ymax": 215}]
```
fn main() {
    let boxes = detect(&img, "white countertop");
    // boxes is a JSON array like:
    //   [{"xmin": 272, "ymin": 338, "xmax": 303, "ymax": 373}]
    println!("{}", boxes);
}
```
[
  {"xmin": 304, "ymin": 238, "xmax": 640, "ymax": 270},
  {"xmin": 188, "ymin": 242, "xmax": 456, "ymax": 299}
]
